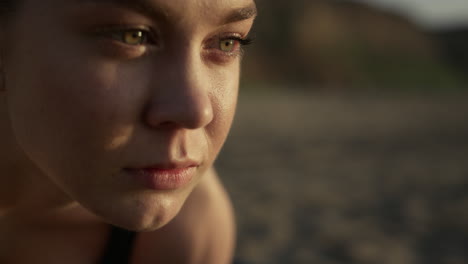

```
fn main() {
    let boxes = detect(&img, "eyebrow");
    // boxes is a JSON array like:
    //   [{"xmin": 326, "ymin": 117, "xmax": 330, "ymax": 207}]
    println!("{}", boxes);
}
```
[
  {"xmin": 223, "ymin": 5, "xmax": 258, "ymax": 24},
  {"xmin": 75, "ymin": 0, "xmax": 257, "ymax": 25}
]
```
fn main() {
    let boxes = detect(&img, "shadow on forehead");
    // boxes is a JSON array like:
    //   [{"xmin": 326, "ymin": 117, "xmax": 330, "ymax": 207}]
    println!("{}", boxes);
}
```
[{"xmin": 73, "ymin": 0, "xmax": 257, "ymax": 24}]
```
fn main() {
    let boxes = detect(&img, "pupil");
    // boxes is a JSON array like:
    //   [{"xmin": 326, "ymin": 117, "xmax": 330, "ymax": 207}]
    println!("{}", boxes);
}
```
[{"xmin": 223, "ymin": 41, "xmax": 233, "ymax": 49}]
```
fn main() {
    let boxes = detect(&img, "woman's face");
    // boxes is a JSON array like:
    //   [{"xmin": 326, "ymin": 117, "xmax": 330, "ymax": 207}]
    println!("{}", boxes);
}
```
[{"xmin": 3, "ymin": 0, "xmax": 255, "ymax": 230}]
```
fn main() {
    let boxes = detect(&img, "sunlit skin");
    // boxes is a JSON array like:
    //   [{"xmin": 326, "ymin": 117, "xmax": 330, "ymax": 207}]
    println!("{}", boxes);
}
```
[{"xmin": 0, "ymin": 0, "xmax": 256, "ymax": 263}]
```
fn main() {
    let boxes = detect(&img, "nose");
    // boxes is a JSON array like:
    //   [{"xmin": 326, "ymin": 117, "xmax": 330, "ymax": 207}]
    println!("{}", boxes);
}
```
[{"xmin": 143, "ymin": 51, "xmax": 214, "ymax": 130}]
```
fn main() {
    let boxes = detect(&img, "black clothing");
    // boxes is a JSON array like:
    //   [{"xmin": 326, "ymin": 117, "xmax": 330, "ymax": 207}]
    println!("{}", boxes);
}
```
[{"xmin": 98, "ymin": 226, "xmax": 137, "ymax": 264}]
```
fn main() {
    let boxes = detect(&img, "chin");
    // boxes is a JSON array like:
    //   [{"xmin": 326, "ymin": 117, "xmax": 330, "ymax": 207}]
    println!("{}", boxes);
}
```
[
  {"xmin": 124, "ymin": 208, "xmax": 177, "ymax": 232},
  {"xmin": 84, "ymin": 190, "xmax": 189, "ymax": 232}
]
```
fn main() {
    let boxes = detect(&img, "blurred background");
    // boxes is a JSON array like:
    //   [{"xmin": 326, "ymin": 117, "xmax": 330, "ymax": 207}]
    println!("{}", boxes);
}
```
[{"xmin": 215, "ymin": 0, "xmax": 468, "ymax": 263}]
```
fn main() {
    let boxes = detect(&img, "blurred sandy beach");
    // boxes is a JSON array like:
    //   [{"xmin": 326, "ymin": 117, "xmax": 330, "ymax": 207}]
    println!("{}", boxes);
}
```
[{"xmin": 217, "ymin": 91, "xmax": 468, "ymax": 264}]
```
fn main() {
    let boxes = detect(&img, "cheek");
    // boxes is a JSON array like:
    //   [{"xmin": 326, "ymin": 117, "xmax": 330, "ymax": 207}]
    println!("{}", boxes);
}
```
[
  {"xmin": 207, "ymin": 67, "xmax": 240, "ymax": 155},
  {"xmin": 6, "ymin": 47, "xmax": 144, "ymax": 177}
]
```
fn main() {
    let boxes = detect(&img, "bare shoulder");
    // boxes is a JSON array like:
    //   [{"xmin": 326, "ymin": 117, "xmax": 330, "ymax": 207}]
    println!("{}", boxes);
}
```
[{"xmin": 132, "ymin": 168, "xmax": 236, "ymax": 264}]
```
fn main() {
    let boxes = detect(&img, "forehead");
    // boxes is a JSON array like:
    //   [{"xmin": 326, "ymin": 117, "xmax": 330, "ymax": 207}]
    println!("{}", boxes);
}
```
[{"xmin": 63, "ymin": 0, "xmax": 257, "ymax": 24}]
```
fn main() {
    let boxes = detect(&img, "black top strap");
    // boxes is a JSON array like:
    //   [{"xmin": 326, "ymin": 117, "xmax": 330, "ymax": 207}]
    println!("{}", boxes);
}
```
[{"xmin": 98, "ymin": 226, "xmax": 137, "ymax": 264}]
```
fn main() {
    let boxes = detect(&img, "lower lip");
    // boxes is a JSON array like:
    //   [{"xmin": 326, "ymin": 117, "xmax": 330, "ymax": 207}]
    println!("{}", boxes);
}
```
[{"xmin": 126, "ymin": 167, "xmax": 196, "ymax": 190}]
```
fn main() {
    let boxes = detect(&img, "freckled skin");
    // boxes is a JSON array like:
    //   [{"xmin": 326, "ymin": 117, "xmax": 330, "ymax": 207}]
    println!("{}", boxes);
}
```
[{"xmin": 0, "ymin": 0, "xmax": 255, "ymax": 263}]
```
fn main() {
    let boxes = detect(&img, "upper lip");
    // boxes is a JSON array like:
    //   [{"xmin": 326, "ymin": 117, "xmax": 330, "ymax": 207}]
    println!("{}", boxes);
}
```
[{"xmin": 125, "ymin": 159, "xmax": 200, "ymax": 170}]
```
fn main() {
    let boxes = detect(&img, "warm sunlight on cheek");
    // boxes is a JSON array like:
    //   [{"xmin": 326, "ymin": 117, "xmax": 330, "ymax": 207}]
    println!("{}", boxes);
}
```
[{"xmin": 106, "ymin": 126, "xmax": 135, "ymax": 150}]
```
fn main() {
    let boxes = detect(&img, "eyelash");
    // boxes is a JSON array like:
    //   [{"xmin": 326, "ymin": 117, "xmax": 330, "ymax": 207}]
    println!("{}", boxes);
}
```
[{"xmin": 237, "ymin": 37, "xmax": 254, "ymax": 46}]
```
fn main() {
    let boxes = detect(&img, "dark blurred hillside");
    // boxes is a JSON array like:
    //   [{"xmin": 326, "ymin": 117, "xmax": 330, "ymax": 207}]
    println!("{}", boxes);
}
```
[
  {"xmin": 243, "ymin": 0, "xmax": 466, "ymax": 91},
  {"xmin": 433, "ymin": 27, "xmax": 468, "ymax": 78}
]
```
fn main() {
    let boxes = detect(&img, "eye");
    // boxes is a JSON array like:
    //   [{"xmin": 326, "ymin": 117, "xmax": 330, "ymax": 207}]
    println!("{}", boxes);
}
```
[
  {"xmin": 88, "ymin": 25, "xmax": 160, "ymax": 59},
  {"xmin": 110, "ymin": 29, "xmax": 153, "ymax": 46},
  {"xmin": 203, "ymin": 34, "xmax": 254, "ymax": 64},
  {"xmin": 123, "ymin": 30, "xmax": 146, "ymax": 45},
  {"xmin": 220, "ymin": 39, "xmax": 236, "ymax": 52},
  {"xmin": 215, "ymin": 36, "xmax": 253, "ymax": 54}
]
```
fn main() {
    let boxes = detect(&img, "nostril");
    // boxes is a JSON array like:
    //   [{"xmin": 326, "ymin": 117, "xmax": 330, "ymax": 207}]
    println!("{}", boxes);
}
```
[
  {"xmin": 175, "ymin": 100, "xmax": 214, "ymax": 130},
  {"xmin": 189, "ymin": 106, "xmax": 214, "ymax": 129},
  {"xmin": 143, "ymin": 95, "xmax": 214, "ymax": 130}
]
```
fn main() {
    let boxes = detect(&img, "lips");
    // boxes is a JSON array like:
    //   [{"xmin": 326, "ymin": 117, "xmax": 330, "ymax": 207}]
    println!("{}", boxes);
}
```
[{"xmin": 124, "ymin": 161, "xmax": 199, "ymax": 190}]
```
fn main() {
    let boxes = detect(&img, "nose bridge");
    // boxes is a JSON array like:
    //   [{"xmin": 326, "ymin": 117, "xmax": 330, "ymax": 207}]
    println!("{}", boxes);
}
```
[{"xmin": 144, "ymin": 46, "xmax": 214, "ymax": 130}]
